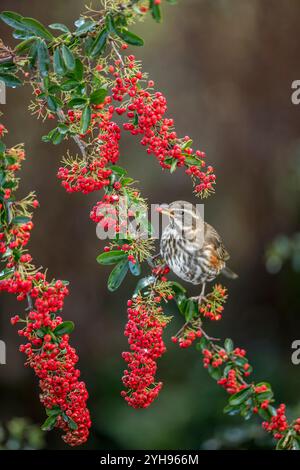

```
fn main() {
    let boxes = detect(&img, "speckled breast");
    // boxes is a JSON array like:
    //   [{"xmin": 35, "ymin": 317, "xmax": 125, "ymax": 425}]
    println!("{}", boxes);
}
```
[{"xmin": 160, "ymin": 227, "xmax": 222, "ymax": 284}]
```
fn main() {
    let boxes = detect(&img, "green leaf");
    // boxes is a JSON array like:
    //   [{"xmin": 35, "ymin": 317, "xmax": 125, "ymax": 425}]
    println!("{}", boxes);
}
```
[
  {"xmin": 57, "ymin": 124, "xmax": 69, "ymax": 135},
  {"xmin": 61, "ymin": 45, "xmax": 76, "ymax": 71},
  {"xmin": 208, "ymin": 365, "xmax": 222, "ymax": 380},
  {"xmin": 240, "ymin": 404, "xmax": 253, "ymax": 420},
  {"xmin": 0, "ymin": 268, "xmax": 14, "ymax": 280},
  {"xmin": 41, "ymin": 415, "xmax": 57, "ymax": 431},
  {"xmin": 276, "ymin": 435, "xmax": 290, "ymax": 450},
  {"xmin": 181, "ymin": 139, "xmax": 193, "ymax": 150},
  {"xmin": 258, "ymin": 406, "xmax": 274, "ymax": 421},
  {"xmin": 53, "ymin": 321, "xmax": 75, "ymax": 336},
  {"xmin": 74, "ymin": 59, "xmax": 84, "ymax": 81},
  {"xmin": 133, "ymin": 275, "xmax": 156, "ymax": 296},
  {"xmin": 112, "ymin": 166, "xmax": 127, "ymax": 176},
  {"xmin": 13, "ymin": 30, "xmax": 34, "ymax": 40},
  {"xmin": 184, "ymin": 156, "xmax": 202, "ymax": 167},
  {"xmin": 223, "ymin": 404, "xmax": 241, "ymax": 416},
  {"xmin": 0, "ymin": 73, "xmax": 22, "ymax": 88},
  {"xmin": 108, "ymin": 258, "xmax": 129, "ymax": 292},
  {"xmin": 28, "ymin": 41, "xmax": 38, "ymax": 69},
  {"xmin": 150, "ymin": 1, "xmax": 162, "ymax": 23},
  {"xmin": 36, "ymin": 328, "xmax": 47, "ymax": 338},
  {"xmin": 122, "ymin": 177, "xmax": 134, "ymax": 185},
  {"xmin": 105, "ymin": 14, "xmax": 116, "ymax": 33},
  {"xmin": 74, "ymin": 19, "xmax": 95, "ymax": 36},
  {"xmin": 37, "ymin": 40, "xmax": 50, "ymax": 77},
  {"xmin": 80, "ymin": 105, "xmax": 91, "ymax": 134},
  {"xmin": 48, "ymin": 84, "xmax": 60, "ymax": 95},
  {"xmin": 67, "ymin": 417, "xmax": 78, "ymax": 431},
  {"xmin": 97, "ymin": 250, "xmax": 127, "ymax": 265},
  {"xmin": 42, "ymin": 128, "xmax": 63, "ymax": 145},
  {"xmin": 21, "ymin": 17, "xmax": 54, "ymax": 41},
  {"xmin": 15, "ymin": 38, "xmax": 36, "ymax": 53},
  {"xmin": 170, "ymin": 159, "xmax": 177, "ymax": 173},
  {"xmin": 292, "ymin": 437, "xmax": 300, "ymax": 450},
  {"xmin": 0, "ymin": 141, "xmax": 6, "ymax": 154},
  {"xmin": 255, "ymin": 390, "xmax": 274, "ymax": 402},
  {"xmin": 176, "ymin": 296, "xmax": 188, "ymax": 315},
  {"xmin": 84, "ymin": 36, "xmax": 94, "ymax": 56},
  {"xmin": 170, "ymin": 281, "xmax": 187, "ymax": 294},
  {"xmin": 49, "ymin": 23, "xmax": 70, "ymax": 33},
  {"xmin": 11, "ymin": 216, "xmax": 31, "ymax": 225},
  {"xmin": 3, "ymin": 180, "xmax": 16, "ymax": 189},
  {"xmin": 116, "ymin": 28, "xmax": 144, "ymax": 46},
  {"xmin": 46, "ymin": 406, "xmax": 61, "ymax": 417},
  {"xmin": 133, "ymin": 113, "xmax": 139, "ymax": 126},
  {"xmin": 90, "ymin": 88, "xmax": 107, "ymax": 105},
  {"xmin": 129, "ymin": 260, "xmax": 141, "ymax": 276},
  {"xmin": 183, "ymin": 299, "xmax": 198, "ymax": 322},
  {"xmin": 47, "ymin": 95, "xmax": 60, "ymax": 112},
  {"xmin": 61, "ymin": 79, "xmax": 80, "ymax": 91},
  {"xmin": 0, "ymin": 60, "xmax": 17, "ymax": 73},
  {"xmin": 0, "ymin": 11, "xmax": 27, "ymax": 30},
  {"xmin": 196, "ymin": 336, "xmax": 209, "ymax": 351},
  {"xmin": 224, "ymin": 338, "xmax": 234, "ymax": 353},
  {"xmin": 68, "ymin": 97, "xmax": 87, "ymax": 108},
  {"xmin": 53, "ymin": 48, "xmax": 65, "ymax": 75},
  {"xmin": 233, "ymin": 356, "xmax": 248, "ymax": 367},
  {"xmin": 229, "ymin": 386, "xmax": 253, "ymax": 406},
  {"xmin": 90, "ymin": 28, "xmax": 108, "ymax": 58}
]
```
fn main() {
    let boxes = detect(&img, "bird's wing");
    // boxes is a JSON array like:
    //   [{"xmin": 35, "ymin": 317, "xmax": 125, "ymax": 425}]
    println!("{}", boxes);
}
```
[{"xmin": 204, "ymin": 223, "xmax": 230, "ymax": 261}]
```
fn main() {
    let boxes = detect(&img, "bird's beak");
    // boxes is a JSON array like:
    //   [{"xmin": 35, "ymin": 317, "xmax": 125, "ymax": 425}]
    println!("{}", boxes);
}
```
[{"xmin": 156, "ymin": 206, "xmax": 174, "ymax": 218}]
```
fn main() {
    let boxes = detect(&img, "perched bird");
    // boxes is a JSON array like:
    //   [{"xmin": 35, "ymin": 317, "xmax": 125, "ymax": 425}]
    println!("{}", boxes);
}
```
[{"xmin": 159, "ymin": 201, "xmax": 237, "ymax": 302}]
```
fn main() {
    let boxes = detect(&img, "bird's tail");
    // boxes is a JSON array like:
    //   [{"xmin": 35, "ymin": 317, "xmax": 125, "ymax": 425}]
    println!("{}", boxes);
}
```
[{"xmin": 222, "ymin": 266, "xmax": 238, "ymax": 279}]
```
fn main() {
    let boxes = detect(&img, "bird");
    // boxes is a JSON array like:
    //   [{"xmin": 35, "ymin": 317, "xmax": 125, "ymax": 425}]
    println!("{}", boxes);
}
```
[{"xmin": 159, "ymin": 200, "xmax": 237, "ymax": 303}]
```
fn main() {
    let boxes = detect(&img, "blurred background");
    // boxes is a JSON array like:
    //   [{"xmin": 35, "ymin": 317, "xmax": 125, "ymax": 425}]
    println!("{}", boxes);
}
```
[{"xmin": 1, "ymin": 0, "xmax": 300, "ymax": 450}]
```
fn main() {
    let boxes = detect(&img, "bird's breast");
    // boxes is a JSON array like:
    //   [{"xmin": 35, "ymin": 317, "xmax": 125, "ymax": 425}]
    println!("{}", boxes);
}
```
[{"xmin": 160, "ymin": 227, "xmax": 222, "ymax": 284}]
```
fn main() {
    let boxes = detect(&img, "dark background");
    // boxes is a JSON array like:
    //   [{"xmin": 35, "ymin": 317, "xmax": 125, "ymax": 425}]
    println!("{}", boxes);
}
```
[{"xmin": 1, "ymin": 0, "xmax": 300, "ymax": 450}]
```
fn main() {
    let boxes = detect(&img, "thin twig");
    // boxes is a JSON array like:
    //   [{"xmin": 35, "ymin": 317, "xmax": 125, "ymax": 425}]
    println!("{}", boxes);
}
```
[
  {"xmin": 110, "ymin": 39, "xmax": 125, "ymax": 66},
  {"xmin": 0, "ymin": 54, "xmax": 15, "ymax": 64}
]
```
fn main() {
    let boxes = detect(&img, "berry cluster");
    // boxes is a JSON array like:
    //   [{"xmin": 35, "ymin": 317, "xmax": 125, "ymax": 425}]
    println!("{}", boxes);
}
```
[
  {"xmin": 199, "ymin": 285, "xmax": 227, "ymax": 321},
  {"xmin": 121, "ymin": 297, "xmax": 168, "ymax": 408},
  {"xmin": 56, "ymin": 55, "xmax": 215, "ymax": 200},
  {"xmin": 114, "ymin": 56, "xmax": 216, "ymax": 197},
  {"xmin": 13, "ymin": 278, "xmax": 91, "ymax": 446},
  {"xmin": 262, "ymin": 404, "xmax": 289, "ymax": 440},
  {"xmin": 200, "ymin": 341, "xmax": 251, "ymax": 394},
  {"xmin": 217, "ymin": 369, "xmax": 247, "ymax": 395},
  {"xmin": 172, "ymin": 321, "xmax": 202, "ymax": 348},
  {"xmin": 202, "ymin": 346, "xmax": 231, "ymax": 369},
  {"xmin": 0, "ymin": 128, "xmax": 90, "ymax": 446},
  {"xmin": 57, "ymin": 109, "xmax": 120, "ymax": 194},
  {"xmin": 90, "ymin": 193, "xmax": 125, "ymax": 234},
  {"xmin": 294, "ymin": 418, "xmax": 300, "ymax": 435}
]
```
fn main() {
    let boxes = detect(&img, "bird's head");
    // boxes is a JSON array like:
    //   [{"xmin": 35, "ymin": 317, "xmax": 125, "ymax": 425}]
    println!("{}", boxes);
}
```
[{"xmin": 158, "ymin": 201, "xmax": 204, "ymax": 240}]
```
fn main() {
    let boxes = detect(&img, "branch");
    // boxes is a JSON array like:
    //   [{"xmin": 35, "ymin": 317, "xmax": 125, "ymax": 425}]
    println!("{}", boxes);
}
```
[{"xmin": 0, "ymin": 54, "xmax": 14, "ymax": 64}]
